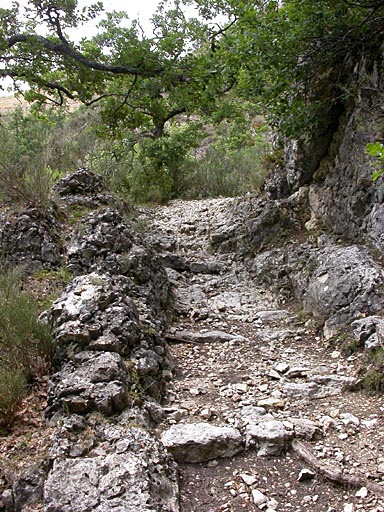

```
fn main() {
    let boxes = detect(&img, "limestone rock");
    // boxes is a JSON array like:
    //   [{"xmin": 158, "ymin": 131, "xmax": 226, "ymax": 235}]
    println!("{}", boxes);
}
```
[
  {"xmin": 161, "ymin": 422, "xmax": 244, "ymax": 463},
  {"xmin": 44, "ymin": 426, "xmax": 179, "ymax": 512},
  {"xmin": 53, "ymin": 168, "xmax": 104, "ymax": 196},
  {"xmin": 352, "ymin": 316, "xmax": 384, "ymax": 350},
  {"xmin": 288, "ymin": 418, "xmax": 322, "ymax": 440},
  {"xmin": 0, "ymin": 208, "xmax": 61, "ymax": 270},
  {"xmin": 46, "ymin": 351, "xmax": 131, "ymax": 416},
  {"xmin": 190, "ymin": 260, "xmax": 224, "ymax": 274},
  {"xmin": 245, "ymin": 420, "xmax": 294, "ymax": 456},
  {"xmin": 303, "ymin": 245, "xmax": 384, "ymax": 334},
  {"xmin": 12, "ymin": 462, "xmax": 47, "ymax": 512},
  {"xmin": 170, "ymin": 329, "xmax": 248, "ymax": 344}
]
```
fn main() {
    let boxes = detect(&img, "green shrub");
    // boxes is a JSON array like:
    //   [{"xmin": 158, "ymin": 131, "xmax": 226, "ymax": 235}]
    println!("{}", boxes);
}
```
[
  {"xmin": 0, "ymin": 367, "xmax": 27, "ymax": 429},
  {"xmin": 0, "ymin": 160, "xmax": 56, "ymax": 211},
  {"xmin": 361, "ymin": 347, "xmax": 384, "ymax": 395},
  {"xmin": 0, "ymin": 266, "xmax": 54, "ymax": 427},
  {"xmin": 178, "ymin": 143, "xmax": 269, "ymax": 199},
  {"xmin": 367, "ymin": 142, "xmax": 384, "ymax": 182}
]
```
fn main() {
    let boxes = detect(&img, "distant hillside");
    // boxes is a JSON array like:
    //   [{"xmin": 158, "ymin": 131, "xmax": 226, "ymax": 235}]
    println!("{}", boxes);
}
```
[
  {"xmin": 0, "ymin": 95, "xmax": 80, "ymax": 116},
  {"xmin": 0, "ymin": 95, "xmax": 29, "ymax": 115}
]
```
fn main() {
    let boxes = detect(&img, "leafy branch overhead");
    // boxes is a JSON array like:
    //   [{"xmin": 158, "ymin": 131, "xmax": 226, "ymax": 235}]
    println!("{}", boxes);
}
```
[
  {"xmin": 2, "ymin": 0, "xmax": 384, "ymax": 136},
  {"xmin": 1, "ymin": 0, "xmax": 234, "ymax": 139}
]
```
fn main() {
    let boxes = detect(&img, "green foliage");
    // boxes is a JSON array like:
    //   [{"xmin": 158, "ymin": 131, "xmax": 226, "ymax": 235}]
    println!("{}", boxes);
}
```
[
  {"xmin": 180, "ymin": 141, "xmax": 269, "ymax": 198},
  {"xmin": 195, "ymin": 0, "xmax": 384, "ymax": 137},
  {"xmin": 361, "ymin": 347, "xmax": 384, "ymax": 395},
  {"xmin": 178, "ymin": 118, "xmax": 271, "ymax": 198},
  {"xmin": 0, "ymin": 105, "xmax": 101, "ymax": 209},
  {"xmin": 32, "ymin": 266, "xmax": 73, "ymax": 308},
  {"xmin": 0, "ymin": 110, "xmax": 55, "ymax": 209},
  {"xmin": 0, "ymin": 265, "xmax": 54, "ymax": 427},
  {"xmin": 367, "ymin": 142, "xmax": 384, "ymax": 181},
  {"xmin": 1, "ymin": 0, "xmax": 381, "ymax": 200},
  {"xmin": 0, "ymin": 367, "xmax": 27, "ymax": 429}
]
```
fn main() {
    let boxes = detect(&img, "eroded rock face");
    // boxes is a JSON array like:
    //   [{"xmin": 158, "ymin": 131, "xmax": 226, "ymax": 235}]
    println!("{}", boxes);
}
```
[
  {"xmin": 352, "ymin": 316, "xmax": 384, "ymax": 350},
  {"xmin": 47, "ymin": 351, "xmax": 132, "ymax": 415},
  {"xmin": 44, "ymin": 425, "xmax": 179, "ymax": 512},
  {"xmin": 302, "ymin": 244, "xmax": 384, "ymax": 336},
  {"xmin": 209, "ymin": 196, "xmax": 305, "ymax": 256},
  {"xmin": 67, "ymin": 208, "xmax": 134, "ymax": 274},
  {"xmin": 46, "ymin": 273, "xmax": 170, "ymax": 415},
  {"xmin": 66, "ymin": 208, "xmax": 171, "ymax": 323},
  {"xmin": 161, "ymin": 422, "xmax": 244, "ymax": 463},
  {"xmin": 250, "ymin": 240, "xmax": 384, "ymax": 335},
  {"xmin": 48, "ymin": 273, "xmax": 141, "ymax": 360}
]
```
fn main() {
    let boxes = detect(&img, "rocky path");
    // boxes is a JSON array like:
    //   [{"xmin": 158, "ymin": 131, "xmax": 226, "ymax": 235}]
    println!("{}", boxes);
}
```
[{"xmin": 142, "ymin": 198, "xmax": 384, "ymax": 512}]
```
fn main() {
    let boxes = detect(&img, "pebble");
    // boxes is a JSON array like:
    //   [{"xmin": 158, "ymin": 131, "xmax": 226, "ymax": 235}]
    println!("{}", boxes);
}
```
[
  {"xmin": 355, "ymin": 487, "xmax": 368, "ymax": 498},
  {"xmin": 257, "ymin": 397, "xmax": 285, "ymax": 409},
  {"xmin": 275, "ymin": 362, "xmax": 290, "ymax": 374},
  {"xmin": 252, "ymin": 489, "xmax": 268, "ymax": 506},
  {"xmin": 240, "ymin": 473, "xmax": 258, "ymax": 486}
]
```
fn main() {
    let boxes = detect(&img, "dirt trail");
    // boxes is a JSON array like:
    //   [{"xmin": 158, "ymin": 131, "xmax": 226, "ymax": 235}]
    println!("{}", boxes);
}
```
[{"xmin": 143, "ymin": 198, "xmax": 384, "ymax": 512}]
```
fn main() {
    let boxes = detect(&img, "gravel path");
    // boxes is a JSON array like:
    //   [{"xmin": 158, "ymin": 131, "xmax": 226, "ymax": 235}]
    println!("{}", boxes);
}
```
[{"xmin": 142, "ymin": 198, "xmax": 384, "ymax": 512}]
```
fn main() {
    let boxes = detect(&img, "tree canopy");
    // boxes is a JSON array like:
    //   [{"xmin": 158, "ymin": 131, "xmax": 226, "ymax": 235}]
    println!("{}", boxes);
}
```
[{"xmin": 1, "ymin": 0, "xmax": 383, "ymax": 200}]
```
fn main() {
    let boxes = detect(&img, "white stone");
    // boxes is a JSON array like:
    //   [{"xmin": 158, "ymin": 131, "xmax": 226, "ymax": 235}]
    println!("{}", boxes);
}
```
[
  {"xmin": 257, "ymin": 397, "xmax": 285, "ymax": 409},
  {"xmin": 267, "ymin": 498, "xmax": 279, "ymax": 510},
  {"xmin": 340, "ymin": 413, "xmax": 360, "ymax": 426},
  {"xmin": 355, "ymin": 486, "xmax": 368, "ymax": 498},
  {"xmin": 298, "ymin": 468, "xmax": 315, "ymax": 481},
  {"xmin": 252, "ymin": 489, "xmax": 267, "ymax": 506},
  {"xmin": 161, "ymin": 422, "xmax": 243, "ymax": 463},
  {"xmin": 245, "ymin": 420, "xmax": 294, "ymax": 456},
  {"xmin": 240, "ymin": 473, "xmax": 258, "ymax": 486},
  {"xmin": 235, "ymin": 383, "xmax": 249, "ymax": 393},
  {"xmin": 273, "ymin": 363, "xmax": 289, "ymax": 373}
]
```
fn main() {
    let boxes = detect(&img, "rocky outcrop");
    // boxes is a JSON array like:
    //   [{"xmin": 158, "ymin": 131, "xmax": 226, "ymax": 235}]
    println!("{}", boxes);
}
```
[
  {"xmin": 209, "ymin": 193, "xmax": 306, "ymax": 256},
  {"xmin": 0, "ymin": 207, "xmax": 62, "ymax": 270},
  {"xmin": 269, "ymin": 45, "xmax": 384, "ymax": 247},
  {"xmin": 2, "ymin": 169, "xmax": 179, "ymax": 512},
  {"xmin": 67, "ymin": 208, "xmax": 171, "ymax": 324},
  {"xmin": 301, "ymin": 244, "xmax": 384, "ymax": 336},
  {"xmin": 250, "ymin": 240, "xmax": 384, "ymax": 335}
]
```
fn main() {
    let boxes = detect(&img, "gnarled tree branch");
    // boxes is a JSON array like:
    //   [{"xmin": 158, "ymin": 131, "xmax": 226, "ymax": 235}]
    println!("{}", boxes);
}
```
[{"xmin": 7, "ymin": 34, "xmax": 164, "ymax": 77}]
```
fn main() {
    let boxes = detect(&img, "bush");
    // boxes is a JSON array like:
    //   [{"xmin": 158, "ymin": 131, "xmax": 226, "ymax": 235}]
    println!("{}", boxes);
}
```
[
  {"xmin": 178, "ymin": 142, "xmax": 270, "ymax": 199},
  {"xmin": 0, "ymin": 368, "xmax": 27, "ymax": 429},
  {"xmin": 0, "ymin": 266, "xmax": 54, "ymax": 427},
  {"xmin": 361, "ymin": 347, "xmax": 384, "ymax": 395}
]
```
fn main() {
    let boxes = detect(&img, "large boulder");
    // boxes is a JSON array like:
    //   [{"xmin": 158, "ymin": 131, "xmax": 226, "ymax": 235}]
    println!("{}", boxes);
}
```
[
  {"xmin": 209, "ymin": 195, "xmax": 305, "ymax": 256},
  {"xmin": 161, "ymin": 422, "xmax": 244, "ymax": 463},
  {"xmin": 301, "ymin": 244, "xmax": 384, "ymax": 336}
]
